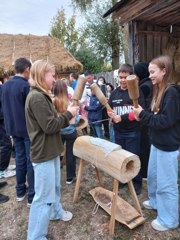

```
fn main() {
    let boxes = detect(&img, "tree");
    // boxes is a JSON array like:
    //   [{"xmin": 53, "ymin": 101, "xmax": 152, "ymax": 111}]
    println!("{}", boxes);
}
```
[
  {"xmin": 75, "ymin": 46, "xmax": 105, "ymax": 73},
  {"xmin": 50, "ymin": 8, "xmax": 79, "ymax": 55},
  {"xmin": 71, "ymin": 0, "xmax": 125, "ymax": 70},
  {"xmin": 50, "ymin": 7, "xmax": 106, "ymax": 73}
]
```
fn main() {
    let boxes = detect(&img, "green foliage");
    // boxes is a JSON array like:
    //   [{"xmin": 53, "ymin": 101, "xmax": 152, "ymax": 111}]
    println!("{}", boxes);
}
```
[
  {"xmin": 75, "ymin": 46, "xmax": 104, "ymax": 73},
  {"xmin": 50, "ymin": 8, "xmax": 79, "ymax": 55},
  {"xmin": 71, "ymin": 0, "xmax": 125, "ymax": 69},
  {"xmin": 50, "ymin": 1, "xmax": 126, "ymax": 72},
  {"xmin": 71, "ymin": 0, "xmax": 94, "ymax": 11},
  {"xmin": 50, "ymin": 7, "xmax": 106, "ymax": 73}
]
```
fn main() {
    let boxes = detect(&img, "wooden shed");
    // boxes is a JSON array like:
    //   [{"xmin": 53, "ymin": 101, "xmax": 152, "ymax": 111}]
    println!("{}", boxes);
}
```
[
  {"xmin": 0, "ymin": 34, "xmax": 83, "ymax": 80},
  {"xmin": 103, "ymin": 0, "xmax": 180, "ymax": 75}
]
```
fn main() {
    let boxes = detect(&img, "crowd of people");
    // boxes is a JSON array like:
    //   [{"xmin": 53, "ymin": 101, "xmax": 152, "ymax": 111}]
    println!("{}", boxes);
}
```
[{"xmin": 0, "ymin": 55, "xmax": 180, "ymax": 239}]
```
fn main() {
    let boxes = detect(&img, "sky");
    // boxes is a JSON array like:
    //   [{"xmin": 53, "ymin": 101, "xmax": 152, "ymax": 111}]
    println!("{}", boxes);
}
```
[{"xmin": 0, "ymin": 0, "xmax": 76, "ymax": 36}]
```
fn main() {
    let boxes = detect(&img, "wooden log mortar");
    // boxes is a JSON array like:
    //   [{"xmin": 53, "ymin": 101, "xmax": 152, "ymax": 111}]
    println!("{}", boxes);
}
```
[
  {"xmin": 126, "ymin": 75, "xmax": 139, "ymax": 108},
  {"xmin": 72, "ymin": 76, "xmax": 87, "ymax": 106},
  {"xmin": 73, "ymin": 136, "xmax": 140, "ymax": 183},
  {"xmin": 90, "ymin": 83, "xmax": 113, "ymax": 112}
]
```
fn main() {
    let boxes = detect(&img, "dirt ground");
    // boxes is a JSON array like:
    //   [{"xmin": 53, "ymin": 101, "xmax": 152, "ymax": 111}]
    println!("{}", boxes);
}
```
[{"xmin": 0, "ymin": 156, "xmax": 180, "ymax": 240}]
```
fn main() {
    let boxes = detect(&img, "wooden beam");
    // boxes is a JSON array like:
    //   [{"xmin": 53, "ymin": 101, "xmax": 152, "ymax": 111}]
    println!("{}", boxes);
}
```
[{"xmin": 137, "ymin": 30, "xmax": 170, "ymax": 36}]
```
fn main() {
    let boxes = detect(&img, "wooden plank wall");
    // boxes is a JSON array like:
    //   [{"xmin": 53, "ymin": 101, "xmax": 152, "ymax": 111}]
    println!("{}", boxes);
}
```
[{"xmin": 128, "ymin": 21, "xmax": 180, "ymax": 64}]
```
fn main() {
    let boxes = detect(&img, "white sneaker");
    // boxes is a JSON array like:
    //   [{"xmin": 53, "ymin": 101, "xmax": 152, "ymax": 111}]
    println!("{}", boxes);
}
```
[
  {"xmin": 0, "ymin": 170, "xmax": 16, "ymax": 179},
  {"xmin": 7, "ymin": 164, "xmax": 16, "ymax": 170},
  {"xmin": 16, "ymin": 193, "xmax": 26, "ymax": 202},
  {"xmin": 60, "ymin": 211, "xmax": 73, "ymax": 221},
  {"xmin": 151, "ymin": 219, "xmax": 169, "ymax": 231},
  {"xmin": 143, "ymin": 200, "xmax": 154, "ymax": 210},
  {"xmin": 27, "ymin": 203, "xmax": 31, "ymax": 208}
]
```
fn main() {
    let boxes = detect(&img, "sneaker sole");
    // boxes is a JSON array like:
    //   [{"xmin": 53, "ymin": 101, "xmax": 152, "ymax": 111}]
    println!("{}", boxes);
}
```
[
  {"xmin": 151, "ymin": 220, "xmax": 169, "ymax": 231},
  {"xmin": 16, "ymin": 194, "xmax": 26, "ymax": 202},
  {"xmin": 143, "ymin": 203, "xmax": 153, "ymax": 210},
  {"xmin": 4, "ymin": 174, "xmax": 16, "ymax": 179}
]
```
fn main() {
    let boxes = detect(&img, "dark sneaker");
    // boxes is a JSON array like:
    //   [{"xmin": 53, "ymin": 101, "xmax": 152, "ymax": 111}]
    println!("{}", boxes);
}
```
[
  {"xmin": 0, "ymin": 193, "xmax": 9, "ymax": 203},
  {"xmin": 66, "ymin": 177, "xmax": 76, "ymax": 185},
  {"xmin": 118, "ymin": 183, "xmax": 127, "ymax": 189},
  {"xmin": 133, "ymin": 182, "xmax": 142, "ymax": 195},
  {"xmin": 0, "ymin": 181, "xmax": 8, "ymax": 189}
]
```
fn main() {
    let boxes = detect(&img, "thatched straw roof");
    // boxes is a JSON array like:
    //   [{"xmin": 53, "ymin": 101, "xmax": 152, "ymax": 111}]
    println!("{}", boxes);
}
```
[{"xmin": 0, "ymin": 34, "xmax": 83, "ymax": 77}]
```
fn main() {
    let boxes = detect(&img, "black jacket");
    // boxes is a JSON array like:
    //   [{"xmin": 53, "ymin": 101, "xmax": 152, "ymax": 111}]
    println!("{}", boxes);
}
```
[
  {"xmin": 139, "ymin": 85, "xmax": 180, "ymax": 151},
  {"xmin": 0, "ymin": 85, "xmax": 3, "ymax": 120},
  {"xmin": 109, "ymin": 87, "xmax": 145, "ymax": 132}
]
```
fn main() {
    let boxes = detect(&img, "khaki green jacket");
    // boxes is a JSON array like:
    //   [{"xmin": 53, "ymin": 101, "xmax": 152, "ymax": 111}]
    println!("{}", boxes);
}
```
[{"xmin": 25, "ymin": 87, "xmax": 72, "ymax": 163}]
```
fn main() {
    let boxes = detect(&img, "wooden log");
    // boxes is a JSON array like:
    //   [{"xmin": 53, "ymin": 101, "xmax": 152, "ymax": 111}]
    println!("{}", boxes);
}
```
[
  {"xmin": 72, "ymin": 76, "xmax": 87, "ymax": 106},
  {"xmin": 126, "ymin": 74, "xmax": 139, "ymax": 108},
  {"xmin": 90, "ymin": 83, "xmax": 113, "ymax": 112},
  {"xmin": 73, "ymin": 136, "xmax": 140, "ymax": 183}
]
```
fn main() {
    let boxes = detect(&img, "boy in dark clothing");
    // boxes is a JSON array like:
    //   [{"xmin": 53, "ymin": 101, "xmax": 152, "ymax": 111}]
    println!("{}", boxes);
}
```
[
  {"xmin": 1, "ymin": 58, "xmax": 34, "ymax": 206},
  {"xmin": 134, "ymin": 62, "xmax": 153, "ymax": 178},
  {"xmin": 108, "ymin": 64, "xmax": 145, "ymax": 194},
  {"xmin": 0, "ymin": 84, "xmax": 13, "ymax": 178}
]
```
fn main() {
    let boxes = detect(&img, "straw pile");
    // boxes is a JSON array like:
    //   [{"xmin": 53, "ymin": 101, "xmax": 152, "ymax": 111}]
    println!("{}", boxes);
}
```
[
  {"xmin": 0, "ymin": 34, "xmax": 83, "ymax": 78},
  {"xmin": 163, "ymin": 38, "xmax": 180, "ymax": 80}
]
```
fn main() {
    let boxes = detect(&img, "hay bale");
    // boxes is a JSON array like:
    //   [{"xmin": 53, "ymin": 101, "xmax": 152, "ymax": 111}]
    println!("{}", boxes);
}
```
[{"xmin": 163, "ymin": 39, "xmax": 180, "ymax": 76}]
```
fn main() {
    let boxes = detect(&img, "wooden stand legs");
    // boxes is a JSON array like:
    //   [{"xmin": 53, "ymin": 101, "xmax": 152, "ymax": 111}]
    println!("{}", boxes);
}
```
[
  {"xmin": 73, "ymin": 159, "xmax": 144, "ymax": 237},
  {"xmin": 73, "ymin": 159, "xmax": 103, "ymax": 203},
  {"xmin": 109, "ymin": 179, "xmax": 119, "ymax": 236},
  {"xmin": 73, "ymin": 159, "xmax": 84, "ymax": 203}
]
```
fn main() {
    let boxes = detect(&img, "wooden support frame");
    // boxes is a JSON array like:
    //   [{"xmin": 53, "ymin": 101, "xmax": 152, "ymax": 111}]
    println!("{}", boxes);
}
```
[{"xmin": 73, "ymin": 159, "xmax": 145, "ymax": 237}]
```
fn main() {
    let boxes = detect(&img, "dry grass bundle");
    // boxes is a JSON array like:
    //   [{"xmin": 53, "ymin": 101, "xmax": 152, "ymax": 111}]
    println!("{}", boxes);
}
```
[
  {"xmin": 163, "ymin": 38, "xmax": 180, "ymax": 78},
  {"xmin": 0, "ymin": 34, "xmax": 83, "ymax": 78}
]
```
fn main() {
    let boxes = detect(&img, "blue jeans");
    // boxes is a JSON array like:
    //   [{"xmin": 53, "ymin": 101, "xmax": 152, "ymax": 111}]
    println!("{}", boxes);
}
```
[
  {"xmin": 148, "ymin": 145, "xmax": 179, "ymax": 228},
  {"xmin": 109, "ymin": 123, "xmax": 115, "ymax": 143},
  {"xmin": 13, "ymin": 136, "xmax": 34, "ymax": 203},
  {"xmin": 61, "ymin": 131, "xmax": 76, "ymax": 180},
  {"xmin": 91, "ymin": 124, "xmax": 103, "ymax": 139},
  {"xmin": 114, "ymin": 130, "xmax": 142, "ymax": 184},
  {"xmin": 0, "ymin": 120, "xmax": 12, "ymax": 171},
  {"xmin": 28, "ymin": 156, "xmax": 64, "ymax": 240}
]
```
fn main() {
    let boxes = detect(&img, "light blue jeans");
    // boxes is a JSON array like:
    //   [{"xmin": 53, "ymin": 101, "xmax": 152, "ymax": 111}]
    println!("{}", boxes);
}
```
[
  {"xmin": 27, "ymin": 156, "xmax": 64, "ymax": 240},
  {"xmin": 148, "ymin": 145, "xmax": 179, "ymax": 228}
]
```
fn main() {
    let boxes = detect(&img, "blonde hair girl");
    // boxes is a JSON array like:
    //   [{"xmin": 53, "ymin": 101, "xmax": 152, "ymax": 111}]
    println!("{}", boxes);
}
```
[{"xmin": 25, "ymin": 60, "xmax": 79, "ymax": 240}]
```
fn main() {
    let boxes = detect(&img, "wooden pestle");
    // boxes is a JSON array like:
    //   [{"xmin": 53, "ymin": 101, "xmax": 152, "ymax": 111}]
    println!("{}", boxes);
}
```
[
  {"xmin": 90, "ymin": 83, "xmax": 113, "ymax": 112},
  {"xmin": 126, "ymin": 75, "xmax": 139, "ymax": 108},
  {"xmin": 72, "ymin": 76, "xmax": 87, "ymax": 106}
]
